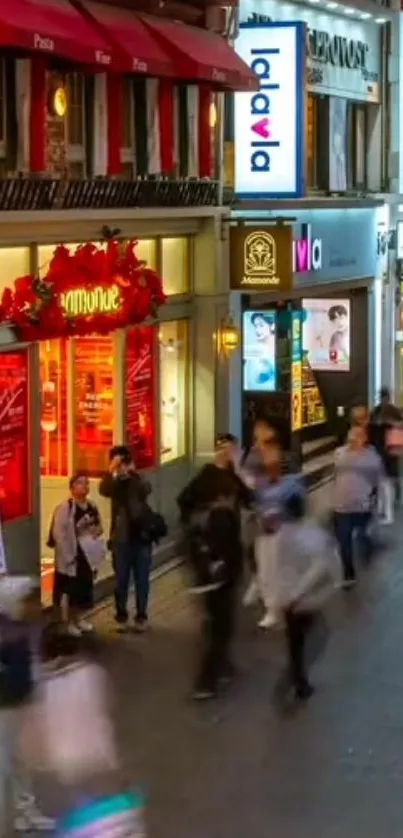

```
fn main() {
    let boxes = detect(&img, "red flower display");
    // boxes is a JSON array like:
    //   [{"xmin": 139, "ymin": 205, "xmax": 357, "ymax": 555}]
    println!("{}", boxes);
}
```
[{"xmin": 0, "ymin": 240, "xmax": 166, "ymax": 341}]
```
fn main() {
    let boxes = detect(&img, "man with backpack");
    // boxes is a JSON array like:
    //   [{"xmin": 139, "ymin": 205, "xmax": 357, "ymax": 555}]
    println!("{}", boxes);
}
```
[{"xmin": 99, "ymin": 447, "xmax": 156, "ymax": 632}]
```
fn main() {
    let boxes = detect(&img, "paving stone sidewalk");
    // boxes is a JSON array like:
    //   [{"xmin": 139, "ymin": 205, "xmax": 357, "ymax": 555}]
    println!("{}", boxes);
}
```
[{"xmin": 37, "ymin": 507, "xmax": 403, "ymax": 838}]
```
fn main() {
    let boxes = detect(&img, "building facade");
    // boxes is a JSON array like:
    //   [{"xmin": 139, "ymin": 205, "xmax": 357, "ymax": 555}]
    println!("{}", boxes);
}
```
[
  {"xmin": 218, "ymin": 0, "xmax": 401, "ymax": 474},
  {"xmin": 0, "ymin": 0, "xmax": 254, "ymax": 600}
]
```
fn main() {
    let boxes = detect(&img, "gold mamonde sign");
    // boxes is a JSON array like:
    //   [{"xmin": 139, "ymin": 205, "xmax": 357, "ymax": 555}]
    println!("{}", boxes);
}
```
[
  {"xmin": 230, "ymin": 226, "xmax": 293, "ymax": 292},
  {"xmin": 60, "ymin": 285, "xmax": 120, "ymax": 318}
]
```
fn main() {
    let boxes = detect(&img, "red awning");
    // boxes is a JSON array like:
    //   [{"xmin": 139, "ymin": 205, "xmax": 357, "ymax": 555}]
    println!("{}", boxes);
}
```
[
  {"xmin": 0, "ymin": 0, "xmax": 118, "ymax": 68},
  {"xmin": 140, "ymin": 16, "xmax": 259, "ymax": 91},
  {"xmin": 75, "ymin": 1, "xmax": 173, "ymax": 77}
]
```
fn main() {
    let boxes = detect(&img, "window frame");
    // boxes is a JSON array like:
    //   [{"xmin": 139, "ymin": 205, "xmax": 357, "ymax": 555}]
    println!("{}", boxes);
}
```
[
  {"xmin": 120, "ymin": 76, "xmax": 135, "ymax": 171},
  {"xmin": 66, "ymin": 72, "xmax": 86, "ymax": 165},
  {"xmin": 0, "ymin": 59, "xmax": 6, "ymax": 159}
]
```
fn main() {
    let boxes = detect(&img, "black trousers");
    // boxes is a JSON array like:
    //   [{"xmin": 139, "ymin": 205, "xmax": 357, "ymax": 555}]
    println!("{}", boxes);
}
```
[
  {"xmin": 196, "ymin": 585, "xmax": 236, "ymax": 691},
  {"xmin": 284, "ymin": 609, "xmax": 315, "ymax": 690}
]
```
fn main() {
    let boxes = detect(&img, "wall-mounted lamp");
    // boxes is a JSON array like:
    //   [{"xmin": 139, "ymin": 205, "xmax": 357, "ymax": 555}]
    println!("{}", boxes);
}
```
[
  {"xmin": 220, "ymin": 314, "xmax": 239, "ymax": 353},
  {"xmin": 209, "ymin": 101, "xmax": 217, "ymax": 129},
  {"xmin": 48, "ymin": 86, "xmax": 67, "ymax": 118}
]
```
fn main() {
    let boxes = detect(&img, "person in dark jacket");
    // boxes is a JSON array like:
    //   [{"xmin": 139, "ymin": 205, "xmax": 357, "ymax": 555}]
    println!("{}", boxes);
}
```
[
  {"xmin": 99, "ymin": 447, "xmax": 152, "ymax": 632},
  {"xmin": 177, "ymin": 434, "xmax": 252, "ymax": 700},
  {"xmin": 369, "ymin": 388, "xmax": 402, "ymax": 521}
]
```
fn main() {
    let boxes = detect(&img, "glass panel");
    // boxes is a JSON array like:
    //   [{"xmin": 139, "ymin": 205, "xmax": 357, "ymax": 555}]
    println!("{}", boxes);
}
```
[
  {"xmin": 73, "ymin": 336, "xmax": 114, "ymax": 476},
  {"xmin": 0, "ymin": 247, "xmax": 30, "ymax": 296},
  {"xmin": 161, "ymin": 238, "xmax": 189, "ymax": 296},
  {"xmin": 159, "ymin": 320, "xmax": 188, "ymax": 464},
  {"xmin": 0, "ymin": 350, "xmax": 30, "ymax": 521},
  {"xmin": 355, "ymin": 106, "xmax": 366, "ymax": 187},
  {"xmin": 39, "ymin": 339, "xmax": 68, "ymax": 477},
  {"xmin": 121, "ymin": 77, "xmax": 134, "ymax": 150},
  {"xmin": 66, "ymin": 72, "xmax": 85, "ymax": 147},
  {"xmin": 306, "ymin": 94, "xmax": 317, "ymax": 189},
  {"xmin": 136, "ymin": 240, "xmax": 156, "ymax": 270},
  {"xmin": 126, "ymin": 326, "xmax": 156, "ymax": 470}
]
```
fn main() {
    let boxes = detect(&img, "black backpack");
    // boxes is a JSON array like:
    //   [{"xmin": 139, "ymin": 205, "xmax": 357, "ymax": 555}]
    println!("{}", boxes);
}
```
[{"xmin": 0, "ymin": 616, "xmax": 33, "ymax": 707}]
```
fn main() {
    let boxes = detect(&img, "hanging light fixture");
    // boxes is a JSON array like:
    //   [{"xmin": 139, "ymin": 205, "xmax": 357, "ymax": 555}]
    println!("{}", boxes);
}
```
[{"xmin": 220, "ymin": 314, "xmax": 239, "ymax": 353}]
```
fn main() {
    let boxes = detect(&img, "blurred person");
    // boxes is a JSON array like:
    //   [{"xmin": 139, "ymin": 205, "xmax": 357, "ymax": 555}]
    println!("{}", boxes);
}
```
[
  {"xmin": 177, "ymin": 434, "xmax": 252, "ymax": 700},
  {"xmin": 19, "ymin": 646, "xmax": 145, "ymax": 837},
  {"xmin": 369, "ymin": 387, "xmax": 402, "ymax": 523},
  {"xmin": 99, "ymin": 449, "xmax": 154, "ymax": 632},
  {"xmin": 333, "ymin": 425, "xmax": 384, "ymax": 587},
  {"xmin": 254, "ymin": 438, "xmax": 304, "ymax": 629},
  {"xmin": 51, "ymin": 474, "xmax": 104, "ymax": 638},
  {"xmin": 0, "ymin": 576, "xmax": 55, "ymax": 834},
  {"xmin": 271, "ymin": 494, "xmax": 339, "ymax": 705},
  {"xmin": 240, "ymin": 420, "xmax": 277, "ymax": 607}
]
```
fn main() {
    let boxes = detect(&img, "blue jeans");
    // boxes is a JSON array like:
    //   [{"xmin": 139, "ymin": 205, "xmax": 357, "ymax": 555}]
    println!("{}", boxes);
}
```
[
  {"xmin": 334, "ymin": 512, "xmax": 372, "ymax": 581},
  {"xmin": 114, "ymin": 541, "xmax": 152, "ymax": 623}
]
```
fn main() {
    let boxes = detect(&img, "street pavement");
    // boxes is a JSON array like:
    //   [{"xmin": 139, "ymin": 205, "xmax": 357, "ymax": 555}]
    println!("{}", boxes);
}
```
[{"xmin": 36, "ymin": 510, "xmax": 403, "ymax": 838}]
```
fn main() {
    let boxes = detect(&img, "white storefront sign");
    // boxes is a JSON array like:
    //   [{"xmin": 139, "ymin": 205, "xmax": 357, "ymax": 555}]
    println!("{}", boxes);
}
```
[
  {"xmin": 240, "ymin": 0, "xmax": 381, "ymax": 103},
  {"xmin": 234, "ymin": 23, "xmax": 305, "ymax": 198}
]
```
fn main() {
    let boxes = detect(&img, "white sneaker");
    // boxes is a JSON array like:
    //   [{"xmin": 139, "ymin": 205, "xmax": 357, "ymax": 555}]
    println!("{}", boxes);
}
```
[
  {"xmin": 258, "ymin": 611, "xmax": 278, "ymax": 629},
  {"xmin": 65, "ymin": 622, "xmax": 82, "ymax": 638},
  {"xmin": 15, "ymin": 807, "xmax": 56, "ymax": 832},
  {"xmin": 243, "ymin": 577, "xmax": 259, "ymax": 607},
  {"xmin": 78, "ymin": 619, "xmax": 94, "ymax": 633}
]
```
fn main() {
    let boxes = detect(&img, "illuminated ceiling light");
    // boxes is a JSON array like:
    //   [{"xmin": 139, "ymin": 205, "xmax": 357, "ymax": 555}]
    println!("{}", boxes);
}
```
[
  {"xmin": 326, "ymin": 2, "xmax": 339, "ymax": 9},
  {"xmin": 375, "ymin": 16, "xmax": 386, "ymax": 22},
  {"xmin": 344, "ymin": 7, "xmax": 355, "ymax": 13},
  {"xmin": 360, "ymin": 11, "xmax": 372, "ymax": 18},
  {"xmin": 307, "ymin": 0, "xmax": 320, "ymax": 4}
]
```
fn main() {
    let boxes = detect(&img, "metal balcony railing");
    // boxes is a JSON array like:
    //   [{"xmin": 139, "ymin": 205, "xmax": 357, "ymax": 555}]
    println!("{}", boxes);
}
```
[{"xmin": 0, "ymin": 177, "xmax": 234, "ymax": 212}]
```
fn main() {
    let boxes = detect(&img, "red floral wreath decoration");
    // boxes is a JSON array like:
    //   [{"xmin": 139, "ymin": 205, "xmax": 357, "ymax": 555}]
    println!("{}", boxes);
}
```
[{"xmin": 0, "ymin": 240, "xmax": 166, "ymax": 341}]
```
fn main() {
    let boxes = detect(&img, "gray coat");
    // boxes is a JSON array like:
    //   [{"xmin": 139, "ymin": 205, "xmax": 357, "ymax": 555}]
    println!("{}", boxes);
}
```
[{"xmin": 52, "ymin": 500, "xmax": 77, "ymax": 577}]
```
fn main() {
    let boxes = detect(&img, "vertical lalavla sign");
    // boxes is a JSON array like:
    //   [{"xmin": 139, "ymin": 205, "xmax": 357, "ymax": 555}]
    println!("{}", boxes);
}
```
[{"xmin": 234, "ymin": 22, "xmax": 306, "ymax": 199}]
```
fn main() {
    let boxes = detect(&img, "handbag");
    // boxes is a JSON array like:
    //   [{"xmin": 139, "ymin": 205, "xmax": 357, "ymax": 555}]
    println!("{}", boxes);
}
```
[{"xmin": 78, "ymin": 533, "xmax": 108, "ymax": 571}]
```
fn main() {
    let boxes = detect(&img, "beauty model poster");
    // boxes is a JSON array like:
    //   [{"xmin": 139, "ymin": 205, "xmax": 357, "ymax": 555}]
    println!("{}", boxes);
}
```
[
  {"xmin": 302, "ymin": 299, "xmax": 350, "ymax": 372},
  {"xmin": 243, "ymin": 311, "xmax": 276, "ymax": 392}
]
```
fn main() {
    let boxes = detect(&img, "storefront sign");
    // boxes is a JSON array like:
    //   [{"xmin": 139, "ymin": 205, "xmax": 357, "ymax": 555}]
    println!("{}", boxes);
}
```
[
  {"xmin": 234, "ymin": 22, "xmax": 305, "ymax": 198},
  {"xmin": 291, "ymin": 311, "xmax": 302, "ymax": 432},
  {"xmin": 0, "ymin": 350, "xmax": 30, "ymax": 521},
  {"xmin": 230, "ymin": 225, "xmax": 293, "ymax": 291},
  {"xmin": 293, "ymin": 224, "xmax": 322, "ymax": 273},
  {"xmin": 60, "ymin": 285, "xmax": 120, "ymax": 318},
  {"xmin": 241, "ymin": 0, "xmax": 380, "ymax": 102},
  {"xmin": 126, "ymin": 327, "xmax": 155, "ymax": 470}
]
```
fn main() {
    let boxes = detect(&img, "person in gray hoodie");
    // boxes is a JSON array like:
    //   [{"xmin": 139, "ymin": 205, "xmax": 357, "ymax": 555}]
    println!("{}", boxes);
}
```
[{"xmin": 333, "ymin": 425, "xmax": 384, "ymax": 587}]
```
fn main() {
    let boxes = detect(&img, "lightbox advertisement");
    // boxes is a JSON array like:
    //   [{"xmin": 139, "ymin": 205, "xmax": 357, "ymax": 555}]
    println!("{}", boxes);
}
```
[
  {"xmin": 243, "ymin": 310, "xmax": 276, "ymax": 392},
  {"xmin": 234, "ymin": 22, "xmax": 306, "ymax": 199},
  {"xmin": 302, "ymin": 298, "xmax": 350, "ymax": 372}
]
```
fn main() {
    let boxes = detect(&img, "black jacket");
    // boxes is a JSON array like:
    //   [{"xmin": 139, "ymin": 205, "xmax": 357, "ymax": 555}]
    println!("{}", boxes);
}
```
[
  {"xmin": 369, "ymin": 403, "xmax": 402, "ymax": 477},
  {"xmin": 99, "ymin": 472, "xmax": 151, "ymax": 543},
  {"xmin": 177, "ymin": 463, "xmax": 252, "ymax": 525}
]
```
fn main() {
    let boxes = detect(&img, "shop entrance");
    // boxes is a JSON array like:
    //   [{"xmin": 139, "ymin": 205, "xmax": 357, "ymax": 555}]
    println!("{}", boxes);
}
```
[{"xmin": 39, "ymin": 335, "xmax": 116, "ymax": 605}]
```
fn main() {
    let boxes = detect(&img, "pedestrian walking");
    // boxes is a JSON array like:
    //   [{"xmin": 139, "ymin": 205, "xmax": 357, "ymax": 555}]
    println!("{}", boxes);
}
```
[
  {"xmin": 254, "ymin": 438, "xmax": 304, "ymax": 629},
  {"xmin": 99, "ymin": 448, "xmax": 158, "ymax": 633},
  {"xmin": 271, "ymin": 494, "xmax": 339, "ymax": 705},
  {"xmin": 239, "ymin": 419, "xmax": 277, "ymax": 607},
  {"xmin": 333, "ymin": 425, "xmax": 384, "ymax": 587},
  {"xmin": 177, "ymin": 434, "xmax": 251, "ymax": 700},
  {"xmin": 0, "ymin": 576, "xmax": 55, "ymax": 834},
  {"xmin": 51, "ymin": 474, "xmax": 105, "ymax": 638},
  {"xmin": 369, "ymin": 387, "xmax": 402, "ymax": 522}
]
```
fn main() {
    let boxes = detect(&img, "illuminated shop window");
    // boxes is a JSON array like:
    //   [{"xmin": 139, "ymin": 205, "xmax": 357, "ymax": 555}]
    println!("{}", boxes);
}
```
[
  {"xmin": 0, "ymin": 247, "xmax": 30, "ymax": 297},
  {"xmin": 39, "ymin": 340, "xmax": 68, "ymax": 477},
  {"xmin": 159, "ymin": 321, "xmax": 188, "ymax": 464},
  {"xmin": 0, "ymin": 350, "xmax": 30, "ymax": 521},
  {"xmin": 73, "ymin": 336, "xmax": 114, "ymax": 476},
  {"xmin": 161, "ymin": 238, "xmax": 190, "ymax": 296},
  {"xmin": 125, "ymin": 326, "xmax": 157, "ymax": 471},
  {"xmin": 136, "ymin": 239, "xmax": 157, "ymax": 270}
]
